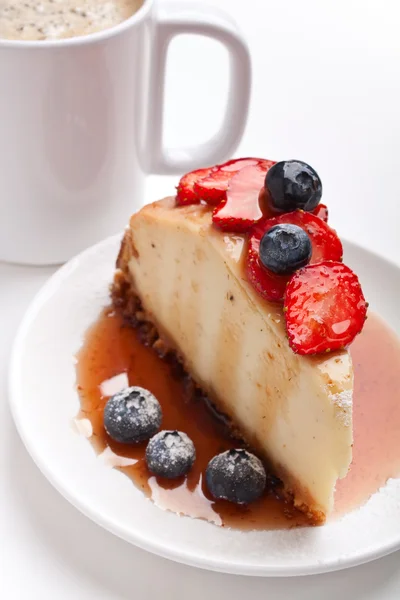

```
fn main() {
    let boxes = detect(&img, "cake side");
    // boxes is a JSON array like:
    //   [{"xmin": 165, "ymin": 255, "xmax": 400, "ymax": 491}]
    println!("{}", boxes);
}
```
[
  {"xmin": 112, "ymin": 198, "xmax": 354, "ymax": 522},
  {"xmin": 111, "ymin": 255, "xmax": 324, "ymax": 524}
]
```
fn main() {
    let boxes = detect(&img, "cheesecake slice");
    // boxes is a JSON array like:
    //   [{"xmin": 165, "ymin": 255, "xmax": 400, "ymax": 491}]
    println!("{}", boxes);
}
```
[{"xmin": 112, "ymin": 197, "xmax": 353, "ymax": 523}]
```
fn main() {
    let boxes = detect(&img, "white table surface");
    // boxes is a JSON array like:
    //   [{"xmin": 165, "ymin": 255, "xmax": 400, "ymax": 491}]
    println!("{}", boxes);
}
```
[{"xmin": 1, "ymin": 0, "xmax": 400, "ymax": 597}]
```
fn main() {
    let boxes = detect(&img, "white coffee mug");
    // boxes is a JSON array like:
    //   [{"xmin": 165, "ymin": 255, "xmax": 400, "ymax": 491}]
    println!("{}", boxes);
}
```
[{"xmin": 0, "ymin": 0, "xmax": 251, "ymax": 265}]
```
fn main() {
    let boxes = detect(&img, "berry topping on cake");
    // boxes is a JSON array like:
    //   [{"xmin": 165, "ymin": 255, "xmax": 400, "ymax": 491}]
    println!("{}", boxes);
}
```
[
  {"xmin": 263, "ymin": 211, "xmax": 343, "ymax": 263},
  {"xmin": 145, "ymin": 430, "xmax": 196, "ymax": 478},
  {"xmin": 212, "ymin": 160, "xmax": 275, "ymax": 232},
  {"xmin": 176, "ymin": 167, "xmax": 214, "ymax": 206},
  {"xmin": 206, "ymin": 449, "xmax": 266, "ymax": 504},
  {"xmin": 313, "ymin": 203, "xmax": 329, "ymax": 222},
  {"xmin": 284, "ymin": 261, "xmax": 368, "ymax": 355},
  {"xmin": 104, "ymin": 386, "xmax": 162, "ymax": 444},
  {"xmin": 264, "ymin": 160, "xmax": 322, "ymax": 213},
  {"xmin": 193, "ymin": 157, "xmax": 261, "ymax": 206},
  {"xmin": 174, "ymin": 156, "xmax": 366, "ymax": 354},
  {"xmin": 246, "ymin": 211, "xmax": 343, "ymax": 302},
  {"xmin": 259, "ymin": 224, "xmax": 312, "ymax": 275}
]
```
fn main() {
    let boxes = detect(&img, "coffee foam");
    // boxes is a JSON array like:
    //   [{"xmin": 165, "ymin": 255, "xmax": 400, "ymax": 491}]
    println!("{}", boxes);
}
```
[{"xmin": 0, "ymin": 0, "xmax": 143, "ymax": 41}]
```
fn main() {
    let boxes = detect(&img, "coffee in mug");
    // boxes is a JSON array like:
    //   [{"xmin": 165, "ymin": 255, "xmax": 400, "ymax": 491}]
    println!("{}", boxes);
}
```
[{"xmin": 0, "ymin": 0, "xmax": 144, "ymax": 40}]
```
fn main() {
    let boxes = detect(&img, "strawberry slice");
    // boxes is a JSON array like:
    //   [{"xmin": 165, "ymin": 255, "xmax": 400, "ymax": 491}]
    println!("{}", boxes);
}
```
[
  {"xmin": 193, "ymin": 157, "xmax": 264, "ymax": 206},
  {"xmin": 261, "ymin": 211, "xmax": 342, "ymax": 263},
  {"xmin": 313, "ymin": 203, "xmax": 328, "ymax": 222},
  {"xmin": 246, "ymin": 211, "xmax": 343, "ymax": 302},
  {"xmin": 284, "ymin": 261, "xmax": 367, "ymax": 355},
  {"xmin": 176, "ymin": 167, "xmax": 214, "ymax": 206},
  {"xmin": 193, "ymin": 169, "xmax": 236, "ymax": 206},
  {"xmin": 212, "ymin": 161, "xmax": 275, "ymax": 232}
]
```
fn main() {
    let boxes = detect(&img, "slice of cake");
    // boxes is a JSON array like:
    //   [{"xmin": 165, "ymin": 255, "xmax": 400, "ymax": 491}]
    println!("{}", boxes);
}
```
[{"xmin": 112, "ymin": 158, "xmax": 366, "ymax": 523}]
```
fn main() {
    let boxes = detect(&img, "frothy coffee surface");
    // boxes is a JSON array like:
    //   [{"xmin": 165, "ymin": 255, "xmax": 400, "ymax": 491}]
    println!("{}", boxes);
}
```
[{"xmin": 0, "ymin": 0, "xmax": 143, "ymax": 41}]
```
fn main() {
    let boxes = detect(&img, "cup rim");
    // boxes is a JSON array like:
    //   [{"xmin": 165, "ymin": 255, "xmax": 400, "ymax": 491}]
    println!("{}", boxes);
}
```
[{"xmin": 0, "ymin": 0, "xmax": 152, "ymax": 49}]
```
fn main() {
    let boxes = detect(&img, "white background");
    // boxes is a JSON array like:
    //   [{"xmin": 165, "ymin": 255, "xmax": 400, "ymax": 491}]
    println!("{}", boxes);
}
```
[{"xmin": 1, "ymin": 0, "xmax": 400, "ymax": 597}]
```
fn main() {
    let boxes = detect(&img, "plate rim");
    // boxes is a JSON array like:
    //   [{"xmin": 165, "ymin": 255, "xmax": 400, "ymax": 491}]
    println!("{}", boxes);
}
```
[{"xmin": 8, "ymin": 233, "xmax": 400, "ymax": 577}]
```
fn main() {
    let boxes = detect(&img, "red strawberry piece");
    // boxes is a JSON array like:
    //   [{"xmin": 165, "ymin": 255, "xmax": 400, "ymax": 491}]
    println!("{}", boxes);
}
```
[
  {"xmin": 260, "ymin": 211, "xmax": 342, "ymax": 263},
  {"xmin": 246, "ymin": 211, "xmax": 343, "ymax": 302},
  {"xmin": 212, "ymin": 161, "xmax": 275, "ymax": 232},
  {"xmin": 313, "ymin": 203, "xmax": 329, "ymax": 222},
  {"xmin": 219, "ymin": 157, "xmax": 265, "ymax": 172},
  {"xmin": 193, "ymin": 157, "xmax": 263, "ymax": 206},
  {"xmin": 258, "ymin": 186, "xmax": 276, "ymax": 219},
  {"xmin": 176, "ymin": 167, "xmax": 215, "ymax": 206},
  {"xmin": 284, "ymin": 261, "xmax": 367, "ymax": 355},
  {"xmin": 246, "ymin": 234, "xmax": 290, "ymax": 302},
  {"xmin": 193, "ymin": 169, "xmax": 236, "ymax": 205}
]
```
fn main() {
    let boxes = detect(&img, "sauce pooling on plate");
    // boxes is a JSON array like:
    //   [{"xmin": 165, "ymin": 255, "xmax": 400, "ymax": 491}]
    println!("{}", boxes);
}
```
[
  {"xmin": 334, "ymin": 312, "xmax": 400, "ymax": 515},
  {"xmin": 75, "ymin": 309, "xmax": 400, "ymax": 528}
]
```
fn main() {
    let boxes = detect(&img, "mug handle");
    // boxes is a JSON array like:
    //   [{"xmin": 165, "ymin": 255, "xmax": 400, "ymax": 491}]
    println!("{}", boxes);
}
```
[{"xmin": 148, "ymin": 0, "xmax": 251, "ymax": 175}]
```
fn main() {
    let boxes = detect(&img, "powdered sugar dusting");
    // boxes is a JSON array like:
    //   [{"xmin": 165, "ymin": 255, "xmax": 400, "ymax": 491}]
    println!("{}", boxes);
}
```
[
  {"xmin": 147, "ymin": 431, "xmax": 195, "ymax": 467},
  {"xmin": 146, "ymin": 431, "xmax": 196, "ymax": 478},
  {"xmin": 206, "ymin": 450, "xmax": 267, "ymax": 504},
  {"xmin": 105, "ymin": 387, "xmax": 161, "ymax": 430},
  {"xmin": 222, "ymin": 450, "xmax": 265, "ymax": 478},
  {"xmin": 103, "ymin": 386, "xmax": 162, "ymax": 444},
  {"xmin": 331, "ymin": 389, "xmax": 352, "ymax": 427}
]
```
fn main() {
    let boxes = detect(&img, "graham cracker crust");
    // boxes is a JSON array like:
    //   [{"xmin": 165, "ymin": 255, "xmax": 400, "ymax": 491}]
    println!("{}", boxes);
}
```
[{"xmin": 111, "ymin": 229, "xmax": 325, "ymax": 526}]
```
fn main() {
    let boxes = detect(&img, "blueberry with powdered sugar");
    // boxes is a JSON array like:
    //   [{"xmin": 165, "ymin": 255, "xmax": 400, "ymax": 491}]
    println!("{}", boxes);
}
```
[
  {"xmin": 206, "ymin": 449, "xmax": 266, "ymax": 504},
  {"xmin": 146, "ymin": 430, "xmax": 196, "ymax": 478},
  {"xmin": 104, "ymin": 386, "xmax": 162, "ymax": 444}
]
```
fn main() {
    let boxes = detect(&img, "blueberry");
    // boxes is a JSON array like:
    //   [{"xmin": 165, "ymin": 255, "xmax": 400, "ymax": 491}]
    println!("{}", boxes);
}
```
[
  {"xmin": 259, "ymin": 224, "xmax": 312, "ymax": 275},
  {"xmin": 104, "ymin": 386, "xmax": 162, "ymax": 444},
  {"xmin": 206, "ymin": 449, "xmax": 266, "ymax": 504},
  {"xmin": 265, "ymin": 160, "xmax": 322, "ymax": 212},
  {"xmin": 146, "ymin": 430, "xmax": 196, "ymax": 478}
]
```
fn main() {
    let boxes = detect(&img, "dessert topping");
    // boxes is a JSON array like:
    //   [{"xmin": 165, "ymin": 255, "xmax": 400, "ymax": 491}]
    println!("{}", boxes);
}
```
[
  {"xmin": 175, "ymin": 156, "xmax": 367, "ymax": 353},
  {"xmin": 264, "ymin": 160, "xmax": 322, "ymax": 213},
  {"xmin": 313, "ymin": 203, "xmax": 329, "ymax": 223},
  {"xmin": 206, "ymin": 449, "xmax": 266, "ymax": 504},
  {"xmin": 146, "ymin": 430, "xmax": 196, "ymax": 478},
  {"xmin": 212, "ymin": 161, "xmax": 275, "ymax": 231},
  {"xmin": 176, "ymin": 167, "xmax": 214, "ymax": 206},
  {"xmin": 103, "ymin": 386, "xmax": 162, "ymax": 444},
  {"xmin": 259, "ymin": 224, "xmax": 312, "ymax": 275},
  {"xmin": 176, "ymin": 157, "xmax": 273, "ymax": 210},
  {"xmin": 260, "ymin": 211, "xmax": 343, "ymax": 263},
  {"xmin": 246, "ymin": 211, "xmax": 343, "ymax": 302},
  {"xmin": 193, "ymin": 157, "xmax": 262, "ymax": 206},
  {"xmin": 284, "ymin": 261, "xmax": 368, "ymax": 355}
]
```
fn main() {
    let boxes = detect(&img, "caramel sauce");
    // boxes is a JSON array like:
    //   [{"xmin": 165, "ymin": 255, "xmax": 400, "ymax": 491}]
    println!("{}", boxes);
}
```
[{"xmin": 75, "ymin": 309, "xmax": 400, "ymax": 529}]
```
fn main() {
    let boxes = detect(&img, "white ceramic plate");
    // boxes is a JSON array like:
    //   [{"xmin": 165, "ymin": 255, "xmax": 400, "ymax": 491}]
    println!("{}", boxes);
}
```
[{"xmin": 8, "ymin": 234, "xmax": 400, "ymax": 577}]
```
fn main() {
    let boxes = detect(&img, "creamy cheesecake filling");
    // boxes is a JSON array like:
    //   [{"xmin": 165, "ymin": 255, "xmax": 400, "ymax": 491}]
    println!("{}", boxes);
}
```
[{"xmin": 116, "ymin": 197, "xmax": 353, "ymax": 520}]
